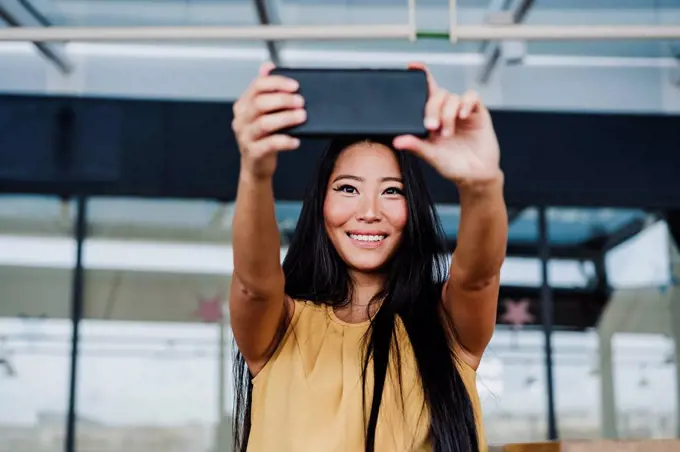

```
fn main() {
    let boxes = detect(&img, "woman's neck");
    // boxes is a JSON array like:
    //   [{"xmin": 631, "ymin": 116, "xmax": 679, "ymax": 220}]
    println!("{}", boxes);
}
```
[
  {"xmin": 349, "ymin": 270, "xmax": 385, "ymax": 307},
  {"xmin": 331, "ymin": 270, "xmax": 385, "ymax": 324}
]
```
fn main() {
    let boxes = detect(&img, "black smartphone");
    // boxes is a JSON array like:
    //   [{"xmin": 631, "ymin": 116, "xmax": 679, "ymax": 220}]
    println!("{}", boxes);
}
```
[{"xmin": 269, "ymin": 67, "xmax": 429, "ymax": 138}]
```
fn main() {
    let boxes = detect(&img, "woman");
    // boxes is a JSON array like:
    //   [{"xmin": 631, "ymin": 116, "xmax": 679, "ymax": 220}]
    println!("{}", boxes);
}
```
[{"xmin": 230, "ymin": 62, "xmax": 507, "ymax": 452}]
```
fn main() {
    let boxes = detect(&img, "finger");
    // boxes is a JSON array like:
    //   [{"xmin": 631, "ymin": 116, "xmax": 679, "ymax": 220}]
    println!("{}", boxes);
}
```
[
  {"xmin": 236, "ymin": 75, "xmax": 301, "ymax": 124},
  {"xmin": 424, "ymin": 90, "xmax": 448, "ymax": 131},
  {"xmin": 459, "ymin": 90, "xmax": 481, "ymax": 119},
  {"xmin": 234, "ymin": 67, "xmax": 295, "ymax": 129},
  {"xmin": 251, "ymin": 75, "xmax": 299, "ymax": 96},
  {"xmin": 252, "ymin": 92, "xmax": 305, "ymax": 116},
  {"xmin": 247, "ymin": 109, "xmax": 307, "ymax": 141},
  {"xmin": 441, "ymin": 94, "xmax": 462, "ymax": 137},
  {"xmin": 259, "ymin": 61, "xmax": 276, "ymax": 77},
  {"xmin": 250, "ymin": 134, "xmax": 301, "ymax": 156},
  {"xmin": 393, "ymin": 134, "xmax": 433, "ymax": 162},
  {"xmin": 408, "ymin": 61, "xmax": 438, "ymax": 94}
]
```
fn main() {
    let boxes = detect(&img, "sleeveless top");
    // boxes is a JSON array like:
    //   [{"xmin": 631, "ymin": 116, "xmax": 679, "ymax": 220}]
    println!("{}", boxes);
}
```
[{"xmin": 247, "ymin": 300, "xmax": 487, "ymax": 452}]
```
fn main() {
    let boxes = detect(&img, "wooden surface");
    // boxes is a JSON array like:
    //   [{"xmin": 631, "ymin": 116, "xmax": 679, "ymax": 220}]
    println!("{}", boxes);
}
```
[
  {"xmin": 492, "ymin": 440, "xmax": 680, "ymax": 452},
  {"xmin": 563, "ymin": 440, "xmax": 680, "ymax": 452},
  {"xmin": 499, "ymin": 442, "xmax": 560, "ymax": 452}
]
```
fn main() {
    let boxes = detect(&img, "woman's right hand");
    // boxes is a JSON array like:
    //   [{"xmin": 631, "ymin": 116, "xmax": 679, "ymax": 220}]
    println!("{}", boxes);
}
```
[{"xmin": 232, "ymin": 62, "xmax": 307, "ymax": 180}]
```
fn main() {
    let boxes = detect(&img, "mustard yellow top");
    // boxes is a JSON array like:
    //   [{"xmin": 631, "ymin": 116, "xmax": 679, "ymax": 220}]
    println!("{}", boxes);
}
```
[{"xmin": 248, "ymin": 300, "xmax": 487, "ymax": 452}]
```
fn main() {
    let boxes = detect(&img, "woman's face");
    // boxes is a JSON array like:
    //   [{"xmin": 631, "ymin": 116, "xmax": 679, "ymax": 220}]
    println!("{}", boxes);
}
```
[{"xmin": 323, "ymin": 141, "xmax": 408, "ymax": 273}]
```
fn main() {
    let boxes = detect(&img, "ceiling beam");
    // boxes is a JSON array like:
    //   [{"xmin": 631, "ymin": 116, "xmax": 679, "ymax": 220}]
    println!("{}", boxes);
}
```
[
  {"xmin": 560, "ymin": 215, "xmax": 649, "ymax": 255},
  {"xmin": 447, "ymin": 239, "xmax": 600, "ymax": 260},
  {"xmin": 0, "ymin": 0, "xmax": 72, "ymax": 74},
  {"xmin": 507, "ymin": 206, "xmax": 525, "ymax": 224},
  {"xmin": 600, "ymin": 216, "xmax": 653, "ymax": 252},
  {"xmin": 477, "ymin": 0, "xmax": 535, "ymax": 84},
  {"xmin": 251, "ymin": 0, "xmax": 281, "ymax": 66}
]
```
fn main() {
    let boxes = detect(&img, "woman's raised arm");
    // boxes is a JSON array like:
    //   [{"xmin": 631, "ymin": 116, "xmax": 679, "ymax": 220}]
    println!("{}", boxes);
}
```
[
  {"xmin": 230, "ymin": 63, "xmax": 306, "ymax": 376},
  {"xmin": 392, "ymin": 62, "xmax": 508, "ymax": 369}
]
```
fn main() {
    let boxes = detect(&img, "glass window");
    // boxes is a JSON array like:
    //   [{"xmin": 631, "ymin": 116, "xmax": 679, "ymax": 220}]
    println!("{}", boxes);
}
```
[
  {"xmin": 480, "ymin": 328, "xmax": 549, "ymax": 444},
  {"xmin": 553, "ymin": 330, "xmax": 601, "ymax": 440},
  {"xmin": 613, "ymin": 333, "xmax": 676, "ymax": 439},
  {"xmin": 75, "ymin": 197, "xmax": 233, "ymax": 452},
  {"xmin": 0, "ymin": 195, "xmax": 75, "ymax": 452}
]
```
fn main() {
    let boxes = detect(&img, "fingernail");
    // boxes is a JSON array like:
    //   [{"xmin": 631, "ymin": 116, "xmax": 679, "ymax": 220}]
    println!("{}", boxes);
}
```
[
  {"xmin": 297, "ymin": 109, "xmax": 307, "ymax": 120},
  {"xmin": 288, "ymin": 80, "xmax": 299, "ymax": 91},
  {"xmin": 292, "ymin": 138, "xmax": 300, "ymax": 147},
  {"xmin": 294, "ymin": 95, "xmax": 304, "ymax": 107},
  {"xmin": 460, "ymin": 107, "xmax": 469, "ymax": 118},
  {"xmin": 442, "ymin": 128, "xmax": 452, "ymax": 137},
  {"xmin": 424, "ymin": 117, "xmax": 438, "ymax": 129}
]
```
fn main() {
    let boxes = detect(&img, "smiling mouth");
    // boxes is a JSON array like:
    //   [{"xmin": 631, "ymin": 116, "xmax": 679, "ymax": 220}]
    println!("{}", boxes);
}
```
[{"xmin": 346, "ymin": 232, "xmax": 387, "ymax": 243}]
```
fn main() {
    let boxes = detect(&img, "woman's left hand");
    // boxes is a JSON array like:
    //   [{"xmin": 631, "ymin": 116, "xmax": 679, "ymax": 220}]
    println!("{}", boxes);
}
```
[{"xmin": 393, "ymin": 62, "xmax": 502, "ymax": 188}]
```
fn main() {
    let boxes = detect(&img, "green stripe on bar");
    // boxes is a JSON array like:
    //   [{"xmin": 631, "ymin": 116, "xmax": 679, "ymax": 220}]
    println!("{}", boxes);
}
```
[{"xmin": 416, "ymin": 31, "xmax": 450, "ymax": 40}]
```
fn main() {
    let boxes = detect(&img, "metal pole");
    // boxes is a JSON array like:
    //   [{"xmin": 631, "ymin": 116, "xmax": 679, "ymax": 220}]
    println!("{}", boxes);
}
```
[
  {"xmin": 252, "ymin": 0, "xmax": 280, "ymax": 66},
  {"xmin": 417, "ymin": 25, "xmax": 680, "ymax": 41},
  {"xmin": 0, "ymin": 24, "xmax": 679, "ymax": 42},
  {"xmin": 65, "ymin": 196, "xmax": 87, "ymax": 452},
  {"xmin": 538, "ymin": 206, "xmax": 558, "ymax": 441},
  {"xmin": 0, "ymin": 24, "xmax": 411, "ymax": 42}
]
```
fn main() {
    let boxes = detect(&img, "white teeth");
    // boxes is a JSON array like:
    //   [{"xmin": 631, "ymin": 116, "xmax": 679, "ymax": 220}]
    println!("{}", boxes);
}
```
[{"xmin": 349, "ymin": 234, "xmax": 385, "ymax": 242}]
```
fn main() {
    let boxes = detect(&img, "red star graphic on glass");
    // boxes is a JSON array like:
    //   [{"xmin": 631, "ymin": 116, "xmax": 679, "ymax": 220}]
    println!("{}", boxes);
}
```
[
  {"xmin": 500, "ymin": 298, "xmax": 535, "ymax": 328},
  {"xmin": 194, "ymin": 294, "xmax": 224, "ymax": 323}
]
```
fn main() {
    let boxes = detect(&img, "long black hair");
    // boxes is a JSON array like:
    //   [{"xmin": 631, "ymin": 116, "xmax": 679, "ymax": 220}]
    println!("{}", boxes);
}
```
[{"xmin": 233, "ymin": 137, "xmax": 478, "ymax": 452}]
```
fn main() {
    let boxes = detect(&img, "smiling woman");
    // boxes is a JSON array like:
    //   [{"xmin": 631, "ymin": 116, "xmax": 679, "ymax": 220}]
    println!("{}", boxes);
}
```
[{"xmin": 229, "ymin": 62, "xmax": 508, "ymax": 452}]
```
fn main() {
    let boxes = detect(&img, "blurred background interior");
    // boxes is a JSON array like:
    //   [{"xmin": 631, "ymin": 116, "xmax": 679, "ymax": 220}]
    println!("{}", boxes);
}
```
[{"xmin": 1, "ymin": 0, "xmax": 680, "ymax": 451}]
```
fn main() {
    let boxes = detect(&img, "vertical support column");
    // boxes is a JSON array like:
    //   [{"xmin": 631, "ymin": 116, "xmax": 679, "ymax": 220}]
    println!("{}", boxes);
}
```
[
  {"xmin": 65, "ymin": 196, "xmax": 87, "ymax": 452},
  {"xmin": 408, "ymin": 0, "xmax": 417, "ymax": 41},
  {"xmin": 599, "ymin": 328, "xmax": 617, "ymax": 438},
  {"xmin": 593, "ymin": 245, "xmax": 616, "ymax": 438},
  {"xmin": 449, "ymin": 0, "xmax": 457, "ymax": 43},
  {"xmin": 668, "ymin": 232, "xmax": 680, "ymax": 437},
  {"xmin": 592, "ymin": 252, "xmax": 609, "ymax": 292},
  {"xmin": 538, "ymin": 206, "xmax": 558, "ymax": 440}
]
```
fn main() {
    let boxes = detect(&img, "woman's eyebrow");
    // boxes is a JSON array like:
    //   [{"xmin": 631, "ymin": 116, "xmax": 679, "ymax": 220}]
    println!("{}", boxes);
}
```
[{"xmin": 331, "ymin": 175, "xmax": 403, "ymax": 183}]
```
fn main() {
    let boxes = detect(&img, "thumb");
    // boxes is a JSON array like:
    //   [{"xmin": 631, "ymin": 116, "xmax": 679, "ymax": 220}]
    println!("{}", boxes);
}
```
[{"xmin": 393, "ymin": 135, "xmax": 433, "ymax": 162}]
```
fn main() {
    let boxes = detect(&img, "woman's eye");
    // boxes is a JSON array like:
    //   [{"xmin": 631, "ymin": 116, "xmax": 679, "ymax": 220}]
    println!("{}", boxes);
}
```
[
  {"xmin": 384, "ymin": 187, "xmax": 404, "ymax": 196},
  {"xmin": 334, "ymin": 184, "xmax": 357, "ymax": 194}
]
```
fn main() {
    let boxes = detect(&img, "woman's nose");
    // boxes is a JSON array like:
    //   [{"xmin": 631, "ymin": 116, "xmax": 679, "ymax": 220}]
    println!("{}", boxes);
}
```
[{"xmin": 357, "ymin": 196, "xmax": 380, "ymax": 222}]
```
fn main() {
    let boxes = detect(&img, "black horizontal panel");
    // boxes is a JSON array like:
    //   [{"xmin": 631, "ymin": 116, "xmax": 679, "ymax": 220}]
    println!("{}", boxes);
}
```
[
  {"xmin": 0, "ymin": 96, "xmax": 121, "ymax": 189},
  {"xmin": 0, "ymin": 93, "xmax": 679, "ymax": 210}
]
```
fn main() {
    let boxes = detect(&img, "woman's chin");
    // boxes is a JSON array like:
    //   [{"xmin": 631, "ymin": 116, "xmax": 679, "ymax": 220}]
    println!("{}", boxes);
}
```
[{"xmin": 346, "ymin": 257, "xmax": 389, "ymax": 274}]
